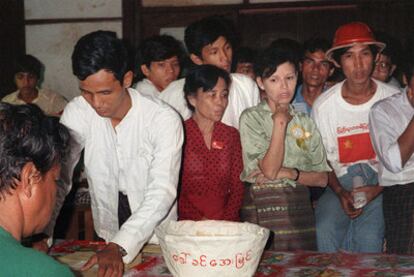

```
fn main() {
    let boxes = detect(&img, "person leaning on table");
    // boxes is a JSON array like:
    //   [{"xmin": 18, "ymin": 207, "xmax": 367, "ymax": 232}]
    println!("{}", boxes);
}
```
[
  {"xmin": 0, "ymin": 103, "xmax": 72, "ymax": 276},
  {"xmin": 45, "ymin": 30, "xmax": 184, "ymax": 277}
]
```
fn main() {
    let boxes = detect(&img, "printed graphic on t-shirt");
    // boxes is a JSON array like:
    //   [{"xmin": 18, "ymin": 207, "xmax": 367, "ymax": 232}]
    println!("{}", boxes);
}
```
[{"xmin": 338, "ymin": 132, "xmax": 376, "ymax": 163}]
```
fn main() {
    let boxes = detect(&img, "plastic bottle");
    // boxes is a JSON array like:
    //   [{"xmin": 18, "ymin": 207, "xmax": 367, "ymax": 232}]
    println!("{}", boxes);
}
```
[{"xmin": 353, "ymin": 175, "xmax": 367, "ymax": 209}]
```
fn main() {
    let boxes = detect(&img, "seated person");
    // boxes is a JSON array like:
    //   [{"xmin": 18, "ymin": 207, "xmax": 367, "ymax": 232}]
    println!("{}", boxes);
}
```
[
  {"xmin": 0, "ymin": 103, "xmax": 72, "ymax": 276},
  {"xmin": 239, "ymin": 45, "xmax": 330, "ymax": 251},
  {"xmin": 2, "ymin": 54, "xmax": 68, "ymax": 116},
  {"xmin": 178, "ymin": 65, "xmax": 244, "ymax": 221},
  {"xmin": 135, "ymin": 35, "xmax": 184, "ymax": 97}
]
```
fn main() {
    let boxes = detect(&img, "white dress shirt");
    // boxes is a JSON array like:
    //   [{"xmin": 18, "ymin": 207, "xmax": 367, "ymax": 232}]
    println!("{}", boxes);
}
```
[
  {"xmin": 58, "ymin": 88, "xmax": 183, "ymax": 263},
  {"xmin": 135, "ymin": 78, "xmax": 161, "ymax": 98},
  {"xmin": 369, "ymin": 90, "xmax": 414, "ymax": 186},
  {"xmin": 159, "ymin": 73, "xmax": 260, "ymax": 129}
]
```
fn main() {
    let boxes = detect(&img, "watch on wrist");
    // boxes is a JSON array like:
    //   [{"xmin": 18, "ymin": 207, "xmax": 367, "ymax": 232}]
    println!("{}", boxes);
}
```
[{"xmin": 118, "ymin": 245, "xmax": 127, "ymax": 257}]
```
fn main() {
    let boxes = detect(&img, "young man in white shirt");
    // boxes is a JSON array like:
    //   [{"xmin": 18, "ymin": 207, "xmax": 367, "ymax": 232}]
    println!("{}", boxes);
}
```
[
  {"xmin": 312, "ymin": 22, "xmax": 400, "ymax": 253},
  {"xmin": 135, "ymin": 35, "xmax": 183, "ymax": 98},
  {"xmin": 369, "ymin": 59, "xmax": 414, "ymax": 254},
  {"xmin": 52, "ymin": 31, "xmax": 183, "ymax": 276},
  {"xmin": 160, "ymin": 16, "xmax": 260, "ymax": 128}
]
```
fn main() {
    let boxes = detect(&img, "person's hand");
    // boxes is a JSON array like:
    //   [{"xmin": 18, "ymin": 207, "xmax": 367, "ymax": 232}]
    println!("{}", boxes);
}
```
[
  {"xmin": 277, "ymin": 167, "xmax": 296, "ymax": 180},
  {"xmin": 81, "ymin": 242, "xmax": 124, "ymax": 277},
  {"xmin": 247, "ymin": 169, "xmax": 271, "ymax": 185},
  {"xmin": 352, "ymin": 185, "xmax": 382, "ymax": 205},
  {"xmin": 272, "ymin": 105, "xmax": 292, "ymax": 127},
  {"xmin": 337, "ymin": 189, "xmax": 362, "ymax": 219},
  {"xmin": 32, "ymin": 238, "xmax": 49, "ymax": 253}
]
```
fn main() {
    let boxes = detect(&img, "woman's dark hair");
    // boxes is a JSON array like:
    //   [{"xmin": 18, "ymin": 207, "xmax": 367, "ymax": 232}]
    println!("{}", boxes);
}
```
[
  {"xmin": 13, "ymin": 54, "xmax": 43, "ymax": 79},
  {"xmin": 331, "ymin": 44, "xmax": 379, "ymax": 66},
  {"xmin": 254, "ymin": 44, "xmax": 299, "ymax": 79},
  {"xmin": 135, "ymin": 34, "xmax": 184, "ymax": 80},
  {"xmin": 0, "ymin": 103, "xmax": 70, "ymax": 199},
  {"xmin": 184, "ymin": 16, "xmax": 238, "ymax": 58},
  {"xmin": 184, "ymin": 64, "xmax": 231, "ymax": 111},
  {"xmin": 72, "ymin": 30, "xmax": 130, "ymax": 83}
]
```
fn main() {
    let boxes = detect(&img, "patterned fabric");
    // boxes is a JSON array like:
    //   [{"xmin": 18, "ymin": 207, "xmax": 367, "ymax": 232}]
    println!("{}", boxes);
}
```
[
  {"xmin": 50, "ymin": 241, "xmax": 414, "ymax": 277},
  {"xmin": 383, "ymin": 183, "xmax": 414, "ymax": 255},
  {"xmin": 239, "ymin": 100, "xmax": 330, "ymax": 251},
  {"xmin": 178, "ymin": 118, "xmax": 244, "ymax": 221},
  {"xmin": 241, "ymin": 182, "xmax": 316, "ymax": 251}
]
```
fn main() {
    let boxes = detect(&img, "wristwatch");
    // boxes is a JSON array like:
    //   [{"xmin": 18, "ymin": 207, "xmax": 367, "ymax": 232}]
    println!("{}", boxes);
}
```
[{"xmin": 118, "ymin": 245, "xmax": 127, "ymax": 257}]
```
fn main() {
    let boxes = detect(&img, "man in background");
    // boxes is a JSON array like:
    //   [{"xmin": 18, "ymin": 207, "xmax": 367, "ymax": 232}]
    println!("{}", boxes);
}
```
[
  {"xmin": 371, "ymin": 32, "xmax": 402, "ymax": 89},
  {"xmin": 292, "ymin": 38, "xmax": 334, "ymax": 206},
  {"xmin": 2, "ymin": 54, "xmax": 67, "ymax": 116},
  {"xmin": 292, "ymin": 38, "xmax": 334, "ymax": 114},
  {"xmin": 135, "ymin": 34, "xmax": 183, "ymax": 97},
  {"xmin": 160, "ymin": 16, "xmax": 260, "ymax": 128}
]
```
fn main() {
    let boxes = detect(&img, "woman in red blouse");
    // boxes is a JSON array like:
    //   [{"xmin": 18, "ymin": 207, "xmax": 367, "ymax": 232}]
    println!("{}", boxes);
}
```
[{"xmin": 178, "ymin": 64, "xmax": 244, "ymax": 221}]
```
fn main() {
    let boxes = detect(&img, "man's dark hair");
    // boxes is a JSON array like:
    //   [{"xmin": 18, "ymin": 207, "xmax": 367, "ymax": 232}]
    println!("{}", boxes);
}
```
[
  {"xmin": 184, "ymin": 64, "xmax": 231, "ymax": 111},
  {"xmin": 184, "ymin": 16, "xmax": 237, "ymax": 57},
  {"xmin": 269, "ymin": 38, "xmax": 302, "ymax": 62},
  {"xmin": 135, "ymin": 34, "xmax": 184, "ymax": 80},
  {"xmin": 72, "ymin": 30, "xmax": 129, "ymax": 83},
  {"xmin": 13, "ymin": 54, "xmax": 43, "ymax": 79},
  {"xmin": 375, "ymin": 31, "xmax": 402, "ymax": 67},
  {"xmin": 255, "ymin": 44, "xmax": 299, "ymax": 79},
  {"xmin": 331, "ymin": 45, "xmax": 379, "ymax": 66},
  {"xmin": 232, "ymin": 47, "xmax": 257, "ymax": 71},
  {"xmin": 0, "ymin": 103, "xmax": 70, "ymax": 199},
  {"xmin": 302, "ymin": 38, "xmax": 331, "ymax": 57}
]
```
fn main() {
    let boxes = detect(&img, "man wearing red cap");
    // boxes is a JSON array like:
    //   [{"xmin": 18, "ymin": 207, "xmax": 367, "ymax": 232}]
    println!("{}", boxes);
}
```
[{"xmin": 312, "ymin": 22, "xmax": 400, "ymax": 252}]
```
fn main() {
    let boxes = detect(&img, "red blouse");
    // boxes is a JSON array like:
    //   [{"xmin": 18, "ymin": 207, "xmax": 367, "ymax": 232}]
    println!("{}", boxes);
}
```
[{"xmin": 178, "ymin": 118, "xmax": 244, "ymax": 221}]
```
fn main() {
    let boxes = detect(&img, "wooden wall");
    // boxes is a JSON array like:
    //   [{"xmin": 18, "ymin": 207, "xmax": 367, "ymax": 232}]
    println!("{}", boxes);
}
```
[
  {"xmin": 0, "ymin": 0, "xmax": 25, "ymax": 96},
  {"xmin": 2, "ymin": 0, "xmax": 413, "ymax": 95},
  {"xmin": 124, "ymin": 0, "xmax": 414, "ymax": 52}
]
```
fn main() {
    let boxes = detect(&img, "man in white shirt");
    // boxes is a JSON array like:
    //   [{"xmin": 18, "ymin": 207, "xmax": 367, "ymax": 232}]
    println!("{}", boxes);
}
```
[
  {"xmin": 369, "ymin": 59, "xmax": 414, "ymax": 254},
  {"xmin": 312, "ymin": 22, "xmax": 399, "ymax": 253},
  {"xmin": 53, "ymin": 31, "xmax": 183, "ymax": 276},
  {"xmin": 135, "ymin": 35, "xmax": 183, "ymax": 98},
  {"xmin": 160, "ymin": 16, "xmax": 260, "ymax": 128}
]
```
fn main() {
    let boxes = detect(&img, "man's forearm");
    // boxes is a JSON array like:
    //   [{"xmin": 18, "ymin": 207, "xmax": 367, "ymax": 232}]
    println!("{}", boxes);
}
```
[{"xmin": 328, "ymin": 171, "xmax": 344, "ymax": 195}]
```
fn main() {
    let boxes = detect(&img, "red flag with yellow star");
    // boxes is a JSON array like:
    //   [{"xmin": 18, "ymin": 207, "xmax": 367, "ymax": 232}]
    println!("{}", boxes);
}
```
[{"xmin": 338, "ymin": 133, "xmax": 376, "ymax": 163}]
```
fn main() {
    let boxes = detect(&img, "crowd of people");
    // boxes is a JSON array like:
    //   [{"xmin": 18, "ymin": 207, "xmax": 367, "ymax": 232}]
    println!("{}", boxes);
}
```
[{"xmin": 1, "ymin": 15, "xmax": 413, "ymax": 277}]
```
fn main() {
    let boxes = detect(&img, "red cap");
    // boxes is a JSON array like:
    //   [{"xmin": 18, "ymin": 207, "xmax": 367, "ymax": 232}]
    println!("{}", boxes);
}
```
[{"xmin": 326, "ymin": 22, "xmax": 385, "ymax": 62}]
